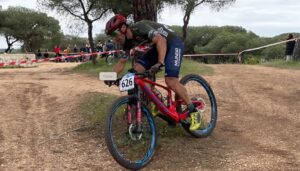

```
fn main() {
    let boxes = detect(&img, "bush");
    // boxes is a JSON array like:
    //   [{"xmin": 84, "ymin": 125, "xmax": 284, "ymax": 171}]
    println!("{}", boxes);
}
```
[{"xmin": 244, "ymin": 55, "xmax": 260, "ymax": 64}]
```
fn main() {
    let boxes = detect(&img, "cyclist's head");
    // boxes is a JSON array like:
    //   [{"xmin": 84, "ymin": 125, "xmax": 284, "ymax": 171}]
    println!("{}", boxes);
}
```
[{"xmin": 105, "ymin": 14, "xmax": 126, "ymax": 36}]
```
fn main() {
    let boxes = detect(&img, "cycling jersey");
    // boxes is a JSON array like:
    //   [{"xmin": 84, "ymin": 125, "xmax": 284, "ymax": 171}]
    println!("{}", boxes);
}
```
[
  {"xmin": 128, "ymin": 20, "xmax": 184, "ymax": 77},
  {"xmin": 131, "ymin": 20, "xmax": 177, "ymax": 43}
]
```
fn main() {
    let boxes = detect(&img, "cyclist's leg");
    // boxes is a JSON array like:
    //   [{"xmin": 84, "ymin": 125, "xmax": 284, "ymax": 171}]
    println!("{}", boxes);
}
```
[
  {"xmin": 135, "ymin": 47, "xmax": 159, "ymax": 116},
  {"xmin": 164, "ymin": 37, "xmax": 192, "ymax": 106},
  {"xmin": 164, "ymin": 37, "xmax": 202, "ymax": 130},
  {"xmin": 134, "ymin": 63, "xmax": 146, "ymax": 73},
  {"xmin": 165, "ymin": 77, "xmax": 191, "ymax": 105}
]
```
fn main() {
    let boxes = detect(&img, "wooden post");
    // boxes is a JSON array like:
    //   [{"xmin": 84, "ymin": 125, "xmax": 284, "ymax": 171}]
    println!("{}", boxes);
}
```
[{"xmin": 238, "ymin": 52, "xmax": 243, "ymax": 64}]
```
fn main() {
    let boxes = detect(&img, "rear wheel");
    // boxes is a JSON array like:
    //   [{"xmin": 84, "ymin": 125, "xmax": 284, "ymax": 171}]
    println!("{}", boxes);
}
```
[
  {"xmin": 105, "ymin": 95, "xmax": 157, "ymax": 170},
  {"xmin": 178, "ymin": 74, "xmax": 217, "ymax": 138},
  {"xmin": 106, "ymin": 54, "xmax": 115, "ymax": 65}
]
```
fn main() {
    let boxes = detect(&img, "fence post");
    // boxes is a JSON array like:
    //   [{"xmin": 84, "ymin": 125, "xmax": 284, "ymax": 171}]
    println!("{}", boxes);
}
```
[{"xmin": 238, "ymin": 52, "xmax": 243, "ymax": 64}]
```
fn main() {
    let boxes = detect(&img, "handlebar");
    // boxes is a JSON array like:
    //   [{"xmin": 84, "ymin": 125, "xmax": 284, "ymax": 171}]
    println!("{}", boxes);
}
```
[{"xmin": 105, "ymin": 66, "xmax": 164, "ymax": 87}]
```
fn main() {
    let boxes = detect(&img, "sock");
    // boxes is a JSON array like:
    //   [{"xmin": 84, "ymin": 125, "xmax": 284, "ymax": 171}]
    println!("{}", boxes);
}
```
[{"xmin": 187, "ymin": 103, "xmax": 196, "ymax": 113}]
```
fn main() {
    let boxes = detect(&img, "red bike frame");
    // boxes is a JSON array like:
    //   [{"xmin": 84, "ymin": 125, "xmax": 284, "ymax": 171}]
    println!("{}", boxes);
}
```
[{"xmin": 134, "ymin": 75, "xmax": 205, "ymax": 123}]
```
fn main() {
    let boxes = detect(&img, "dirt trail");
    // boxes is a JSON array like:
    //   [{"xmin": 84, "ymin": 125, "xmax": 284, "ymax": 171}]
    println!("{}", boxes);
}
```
[{"xmin": 0, "ymin": 62, "xmax": 299, "ymax": 170}]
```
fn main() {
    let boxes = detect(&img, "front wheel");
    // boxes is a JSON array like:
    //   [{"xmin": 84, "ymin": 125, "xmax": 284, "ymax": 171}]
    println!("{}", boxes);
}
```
[
  {"xmin": 105, "ymin": 95, "xmax": 157, "ymax": 170},
  {"xmin": 179, "ymin": 74, "xmax": 218, "ymax": 138}
]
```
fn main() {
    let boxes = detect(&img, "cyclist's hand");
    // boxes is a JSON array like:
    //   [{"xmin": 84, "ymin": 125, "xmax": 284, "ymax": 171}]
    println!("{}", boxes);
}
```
[
  {"xmin": 104, "ymin": 80, "xmax": 114, "ymax": 87},
  {"xmin": 150, "ymin": 63, "xmax": 164, "ymax": 74}
]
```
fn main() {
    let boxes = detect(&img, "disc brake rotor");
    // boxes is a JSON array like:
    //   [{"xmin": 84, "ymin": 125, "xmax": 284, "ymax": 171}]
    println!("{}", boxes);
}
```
[{"xmin": 128, "ymin": 124, "xmax": 143, "ymax": 141}]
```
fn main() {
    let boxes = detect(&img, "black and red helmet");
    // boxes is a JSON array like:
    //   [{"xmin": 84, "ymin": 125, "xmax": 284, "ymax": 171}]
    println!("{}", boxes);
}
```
[{"xmin": 105, "ymin": 14, "xmax": 126, "ymax": 35}]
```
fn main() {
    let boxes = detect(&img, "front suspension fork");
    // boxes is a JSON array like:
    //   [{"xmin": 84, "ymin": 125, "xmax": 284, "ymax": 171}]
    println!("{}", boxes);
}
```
[{"xmin": 127, "ymin": 89, "xmax": 143, "ymax": 133}]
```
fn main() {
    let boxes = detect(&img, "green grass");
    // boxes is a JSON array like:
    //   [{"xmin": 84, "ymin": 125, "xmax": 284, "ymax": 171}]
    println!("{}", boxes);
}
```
[
  {"xmin": 180, "ymin": 59, "xmax": 214, "ymax": 76},
  {"xmin": 78, "ymin": 92, "xmax": 118, "ymax": 126},
  {"xmin": 76, "ymin": 58, "xmax": 213, "ymax": 140},
  {"xmin": 73, "ymin": 58, "xmax": 214, "ymax": 77},
  {"xmin": 78, "ymin": 92, "xmax": 189, "ymax": 140},
  {"xmin": 262, "ymin": 59, "xmax": 300, "ymax": 70}
]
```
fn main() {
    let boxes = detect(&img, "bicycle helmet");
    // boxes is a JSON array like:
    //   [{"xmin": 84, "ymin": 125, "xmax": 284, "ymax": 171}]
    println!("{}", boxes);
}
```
[{"xmin": 105, "ymin": 14, "xmax": 126, "ymax": 35}]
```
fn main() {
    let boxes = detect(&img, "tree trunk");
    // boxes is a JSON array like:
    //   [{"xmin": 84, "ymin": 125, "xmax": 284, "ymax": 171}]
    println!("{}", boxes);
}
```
[
  {"xmin": 87, "ymin": 21, "xmax": 97, "ymax": 64},
  {"xmin": 292, "ymin": 39, "xmax": 300, "ymax": 61},
  {"xmin": 5, "ymin": 44, "xmax": 12, "ymax": 53},
  {"xmin": 133, "ymin": 0, "xmax": 157, "ymax": 22},
  {"xmin": 182, "ymin": 10, "xmax": 192, "ymax": 42},
  {"xmin": 4, "ymin": 35, "xmax": 17, "ymax": 53}
]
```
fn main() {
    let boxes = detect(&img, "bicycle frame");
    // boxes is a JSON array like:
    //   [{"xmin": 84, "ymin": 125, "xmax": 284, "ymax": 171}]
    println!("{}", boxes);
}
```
[{"xmin": 134, "ymin": 75, "xmax": 205, "ymax": 123}]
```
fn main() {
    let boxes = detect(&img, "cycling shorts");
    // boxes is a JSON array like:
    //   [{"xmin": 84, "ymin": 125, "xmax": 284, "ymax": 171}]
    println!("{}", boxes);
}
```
[{"xmin": 137, "ymin": 37, "xmax": 184, "ymax": 77}]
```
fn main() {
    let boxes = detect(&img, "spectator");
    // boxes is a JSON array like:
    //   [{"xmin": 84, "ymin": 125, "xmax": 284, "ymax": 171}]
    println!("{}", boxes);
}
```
[
  {"xmin": 73, "ymin": 44, "xmax": 78, "ymax": 53},
  {"xmin": 53, "ymin": 45, "xmax": 61, "ymax": 62},
  {"xmin": 44, "ymin": 49, "xmax": 49, "ymax": 58},
  {"xmin": 85, "ymin": 44, "xmax": 91, "ymax": 61},
  {"xmin": 54, "ymin": 45, "xmax": 61, "ymax": 56},
  {"xmin": 104, "ymin": 40, "xmax": 114, "ymax": 59},
  {"xmin": 36, "ymin": 49, "xmax": 42, "ymax": 59},
  {"xmin": 285, "ymin": 34, "xmax": 296, "ymax": 61},
  {"xmin": 79, "ymin": 43, "xmax": 87, "ymax": 62},
  {"xmin": 80, "ymin": 43, "xmax": 86, "ymax": 53},
  {"xmin": 86, "ymin": 43, "xmax": 91, "ymax": 53},
  {"xmin": 63, "ymin": 46, "xmax": 71, "ymax": 62},
  {"xmin": 106, "ymin": 39, "xmax": 114, "ymax": 52},
  {"xmin": 96, "ymin": 40, "xmax": 103, "ymax": 52}
]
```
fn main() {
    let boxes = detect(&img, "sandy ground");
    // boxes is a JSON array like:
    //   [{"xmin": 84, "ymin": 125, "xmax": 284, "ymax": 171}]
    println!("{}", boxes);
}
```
[{"xmin": 0, "ymin": 62, "xmax": 299, "ymax": 171}]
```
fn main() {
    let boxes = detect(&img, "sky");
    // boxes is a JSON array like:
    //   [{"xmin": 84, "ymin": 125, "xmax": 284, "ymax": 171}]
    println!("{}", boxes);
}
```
[{"xmin": 1, "ymin": 0, "xmax": 300, "ymax": 49}]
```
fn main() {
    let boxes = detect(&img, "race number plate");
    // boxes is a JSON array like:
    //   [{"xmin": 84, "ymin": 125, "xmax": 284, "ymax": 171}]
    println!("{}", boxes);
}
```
[
  {"xmin": 99, "ymin": 72, "xmax": 117, "ymax": 81},
  {"xmin": 119, "ymin": 73, "xmax": 135, "ymax": 92}
]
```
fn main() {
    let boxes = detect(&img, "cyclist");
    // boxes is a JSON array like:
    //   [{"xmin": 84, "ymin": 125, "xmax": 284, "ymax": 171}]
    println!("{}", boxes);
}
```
[{"xmin": 105, "ymin": 14, "xmax": 202, "ymax": 131}]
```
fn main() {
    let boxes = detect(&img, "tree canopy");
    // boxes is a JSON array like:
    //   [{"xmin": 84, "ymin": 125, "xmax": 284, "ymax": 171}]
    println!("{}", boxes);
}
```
[
  {"xmin": 38, "ymin": 0, "xmax": 110, "ymax": 63},
  {"xmin": 0, "ymin": 7, "xmax": 61, "ymax": 52}
]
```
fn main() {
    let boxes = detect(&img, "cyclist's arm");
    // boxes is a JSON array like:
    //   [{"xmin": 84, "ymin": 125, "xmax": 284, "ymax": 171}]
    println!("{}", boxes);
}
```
[
  {"xmin": 151, "ymin": 34, "xmax": 167, "ymax": 65},
  {"xmin": 133, "ymin": 21, "xmax": 165, "ymax": 61},
  {"xmin": 113, "ymin": 58, "xmax": 127, "ymax": 75}
]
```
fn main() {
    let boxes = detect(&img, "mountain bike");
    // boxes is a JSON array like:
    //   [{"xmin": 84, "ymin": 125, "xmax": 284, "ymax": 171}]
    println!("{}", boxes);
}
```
[
  {"xmin": 105, "ymin": 51, "xmax": 117, "ymax": 65},
  {"xmin": 101, "ymin": 70, "xmax": 217, "ymax": 170}
]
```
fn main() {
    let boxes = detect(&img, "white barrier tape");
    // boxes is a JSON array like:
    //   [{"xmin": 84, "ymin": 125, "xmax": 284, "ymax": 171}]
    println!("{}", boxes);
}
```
[
  {"xmin": 2, "ymin": 37, "xmax": 298, "ymax": 68},
  {"xmin": 0, "ymin": 50, "xmax": 123, "ymax": 68},
  {"xmin": 240, "ymin": 37, "xmax": 300, "ymax": 54},
  {"xmin": 184, "ymin": 53, "xmax": 238, "ymax": 57}
]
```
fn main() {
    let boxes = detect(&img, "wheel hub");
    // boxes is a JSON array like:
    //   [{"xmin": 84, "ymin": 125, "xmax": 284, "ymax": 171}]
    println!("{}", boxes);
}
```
[{"xmin": 128, "ymin": 124, "xmax": 143, "ymax": 141}]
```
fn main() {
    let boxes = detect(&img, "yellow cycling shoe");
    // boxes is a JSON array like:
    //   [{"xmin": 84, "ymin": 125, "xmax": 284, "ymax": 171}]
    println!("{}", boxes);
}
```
[{"xmin": 189, "ymin": 110, "xmax": 203, "ymax": 131}]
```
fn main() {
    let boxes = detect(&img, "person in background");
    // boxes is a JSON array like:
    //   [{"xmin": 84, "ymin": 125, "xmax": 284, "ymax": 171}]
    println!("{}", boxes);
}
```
[
  {"xmin": 106, "ymin": 39, "xmax": 114, "ymax": 52},
  {"xmin": 63, "ymin": 46, "xmax": 71, "ymax": 62},
  {"xmin": 43, "ymin": 49, "xmax": 49, "ymax": 58},
  {"xmin": 53, "ymin": 45, "xmax": 61, "ymax": 62},
  {"xmin": 36, "ymin": 49, "xmax": 42, "ymax": 59},
  {"xmin": 85, "ymin": 43, "xmax": 91, "ymax": 61},
  {"xmin": 285, "ymin": 33, "xmax": 296, "ymax": 61},
  {"xmin": 105, "ymin": 39, "xmax": 115, "ymax": 59},
  {"xmin": 96, "ymin": 40, "xmax": 103, "ymax": 52},
  {"xmin": 73, "ymin": 44, "xmax": 78, "ymax": 53},
  {"xmin": 79, "ymin": 43, "xmax": 87, "ymax": 62}
]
